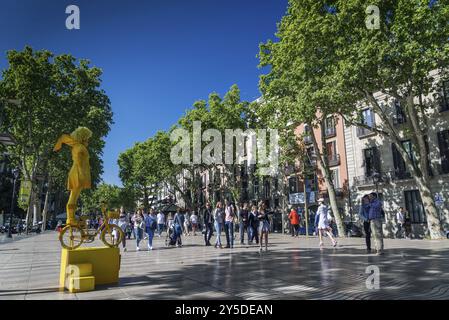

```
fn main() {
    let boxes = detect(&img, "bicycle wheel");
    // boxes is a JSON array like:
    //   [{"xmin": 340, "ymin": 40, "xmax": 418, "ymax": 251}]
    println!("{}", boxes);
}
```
[
  {"xmin": 100, "ymin": 224, "xmax": 124, "ymax": 248},
  {"xmin": 59, "ymin": 225, "xmax": 84, "ymax": 250}
]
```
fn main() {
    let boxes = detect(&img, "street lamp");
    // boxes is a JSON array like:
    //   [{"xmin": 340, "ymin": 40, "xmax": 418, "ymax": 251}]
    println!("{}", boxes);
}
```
[
  {"xmin": 371, "ymin": 171, "xmax": 381, "ymax": 196},
  {"xmin": 8, "ymin": 168, "xmax": 20, "ymax": 238}
]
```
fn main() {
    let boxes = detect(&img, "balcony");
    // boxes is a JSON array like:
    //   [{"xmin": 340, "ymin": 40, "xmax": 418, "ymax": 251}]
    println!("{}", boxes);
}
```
[
  {"xmin": 389, "ymin": 170, "xmax": 413, "ymax": 181},
  {"xmin": 357, "ymin": 127, "xmax": 376, "ymax": 138},
  {"xmin": 325, "ymin": 127, "xmax": 336, "ymax": 138},
  {"xmin": 353, "ymin": 172, "xmax": 389, "ymax": 187},
  {"xmin": 328, "ymin": 154, "xmax": 340, "ymax": 167}
]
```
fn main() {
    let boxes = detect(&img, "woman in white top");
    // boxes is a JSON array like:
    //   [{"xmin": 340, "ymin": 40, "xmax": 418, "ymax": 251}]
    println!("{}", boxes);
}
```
[
  {"xmin": 184, "ymin": 212, "xmax": 191, "ymax": 236},
  {"xmin": 316, "ymin": 198, "xmax": 337, "ymax": 250},
  {"xmin": 190, "ymin": 211, "xmax": 198, "ymax": 236}
]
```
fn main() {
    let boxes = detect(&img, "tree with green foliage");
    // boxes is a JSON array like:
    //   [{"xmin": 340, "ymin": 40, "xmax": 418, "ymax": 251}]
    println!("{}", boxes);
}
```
[
  {"xmin": 258, "ymin": 1, "xmax": 350, "ymax": 237},
  {"xmin": 0, "ymin": 46, "xmax": 113, "ymax": 229}
]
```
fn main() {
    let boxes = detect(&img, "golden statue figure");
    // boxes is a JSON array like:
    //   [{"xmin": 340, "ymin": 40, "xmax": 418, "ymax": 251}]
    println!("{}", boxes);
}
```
[
  {"xmin": 54, "ymin": 127, "xmax": 124, "ymax": 250},
  {"xmin": 54, "ymin": 127, "xmax": 92, "ymax": 226}
]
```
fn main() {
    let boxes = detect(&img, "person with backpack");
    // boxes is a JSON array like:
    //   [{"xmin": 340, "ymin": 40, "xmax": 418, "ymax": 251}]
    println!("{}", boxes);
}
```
[
  {"xmin": 132, "ymin": 212, "xmax": 145, "ymax": 251},
  {"xmin": 145, "ymin": 209, "xmax": 158, "ymax": 250}
]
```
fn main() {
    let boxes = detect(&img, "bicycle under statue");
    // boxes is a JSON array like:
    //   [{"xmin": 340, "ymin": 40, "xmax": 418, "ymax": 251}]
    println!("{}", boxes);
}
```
[{"xmin": 59, "ymin": 204, "xmax": 124, "ymax": 250}]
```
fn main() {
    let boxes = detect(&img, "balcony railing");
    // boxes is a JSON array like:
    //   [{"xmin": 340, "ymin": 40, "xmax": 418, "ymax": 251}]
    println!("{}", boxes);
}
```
[
  {"xmin": 325, "ymin": 127, "xmax": 336, "ymax": 138},
  {"xmin": 357, "ymin": 127, "xmax": 375, "ymax": 138},
  {"xmin": 353, "ymin": 172, "xmax": 388, "ymax": 187},
  {"xmin": 328, "ymin": 154, "xmax": 340, "ymax": 167}
]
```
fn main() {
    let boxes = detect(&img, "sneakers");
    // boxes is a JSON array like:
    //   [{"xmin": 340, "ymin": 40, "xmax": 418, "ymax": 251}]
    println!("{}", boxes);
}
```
[
  {"xmin": 136, "ymin": 247, "xmax": 140, "ymax": 251},
  {"xmin": 124, "ymin": 247, "xmax": 127, "ymax": 252},
  {"xmin": 148, "ymin": 246, "xmax": 153, "ymax": 250},
  {"xmin": 332, "ymin": 240, "xmax": 337, "ymax": 247}
]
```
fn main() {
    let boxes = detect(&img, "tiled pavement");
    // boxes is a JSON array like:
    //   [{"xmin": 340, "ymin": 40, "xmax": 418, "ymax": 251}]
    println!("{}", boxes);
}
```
[{"xmin": 1, "ymin": 231, "xmax": 449, "ymax": 300}]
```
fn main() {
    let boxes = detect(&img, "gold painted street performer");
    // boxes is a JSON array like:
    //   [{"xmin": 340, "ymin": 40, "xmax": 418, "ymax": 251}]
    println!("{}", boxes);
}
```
[{"xmin": 54, "ymin": 127, "xmax": 92, "ymax": 226}]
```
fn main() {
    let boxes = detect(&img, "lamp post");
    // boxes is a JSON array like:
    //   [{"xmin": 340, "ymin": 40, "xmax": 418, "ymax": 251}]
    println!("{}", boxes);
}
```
[
  {"xmin": 371, "ymin": 171, "xmax": 381, "ymax": 196},
  {"xmin": 8, "ymin": 168, "xmax": 20, "ymax": 238}
]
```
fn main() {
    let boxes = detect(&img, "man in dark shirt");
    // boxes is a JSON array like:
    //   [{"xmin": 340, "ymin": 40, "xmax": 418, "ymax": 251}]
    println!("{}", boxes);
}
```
[
  {"xmin": 203, "ymin": 202, "xmax": 214, "ymax": 246},
  {"xmin": 238, "ymin": 203, "xmax": 249, "ymax": 245}
]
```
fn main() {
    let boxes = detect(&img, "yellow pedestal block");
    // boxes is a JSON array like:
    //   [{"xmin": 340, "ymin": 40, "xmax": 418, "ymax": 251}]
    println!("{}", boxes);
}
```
[
  {"xmin": 59, "ymin": 247, "xmax": 121, "ymax": 292},
  {"xmin": 68, "ymin": 276, "xmax": 95, "ymax": 293}
]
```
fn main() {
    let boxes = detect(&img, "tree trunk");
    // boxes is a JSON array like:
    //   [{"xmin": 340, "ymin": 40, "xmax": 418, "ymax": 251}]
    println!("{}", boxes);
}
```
[
  {"xmin": 365, "ymin": 91, "xmax": 444, "ymax": 239},
  {"xmin": 310, "ymin": 121, "xmax": 346, "ymax": 237},
  {"xmin": 41, "ymin": 180, "xmax": 51, "ymax": 232}
]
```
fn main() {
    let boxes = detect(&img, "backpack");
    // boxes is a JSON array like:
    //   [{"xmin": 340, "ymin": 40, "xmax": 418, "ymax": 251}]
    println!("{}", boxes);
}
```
[{"xmin": 150, "ymin": 218, "xmax": 157, "ymax": 231}]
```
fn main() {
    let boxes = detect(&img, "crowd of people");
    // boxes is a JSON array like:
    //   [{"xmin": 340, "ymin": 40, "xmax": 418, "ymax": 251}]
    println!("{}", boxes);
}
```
[
  {"xmin": 109, "ymin": 199, "xmax": 274, "ymax": 252},
  {"xmin": 92, "ymin": 192, "xmax": 411, "ymax": 256}
]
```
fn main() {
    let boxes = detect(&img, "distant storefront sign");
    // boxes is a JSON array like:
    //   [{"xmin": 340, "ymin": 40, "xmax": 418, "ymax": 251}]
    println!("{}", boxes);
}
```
[
  {"xmin": 289, "ymin": 191, "xmax": 316, "ymax": 205},
  {"xmin": 19, "ymin": 180, "xmax": 32, "ymax": 207}
]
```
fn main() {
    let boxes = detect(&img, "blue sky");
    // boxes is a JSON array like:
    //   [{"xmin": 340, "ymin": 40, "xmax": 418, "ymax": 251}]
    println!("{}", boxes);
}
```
[{"xmin": 0, "ymin": 0, "xmax": 288, "ymax": 186}]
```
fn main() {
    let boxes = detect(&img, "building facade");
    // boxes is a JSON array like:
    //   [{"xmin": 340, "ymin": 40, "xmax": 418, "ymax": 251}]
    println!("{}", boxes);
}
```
[{"xmin": 345, "ymin": 78, "xmax": 449, "ymax": 238}]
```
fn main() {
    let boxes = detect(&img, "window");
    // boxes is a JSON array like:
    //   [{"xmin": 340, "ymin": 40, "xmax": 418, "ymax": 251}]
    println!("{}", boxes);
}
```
[
  {"xmin": 288, "ymin": 177, "xmax": 298, "ymax": 194},
  {"xmin": 326, "ymin": 141, "xmax": 339, "ymax": 166},
  {"xmin": 404, "ymin": 190, "xmax": 426, "ymax": 224},
  {"xmin": 363, "ymin": 147, "xmax": 381, "ymax": 177},
  {"xmin": 392, "ymin": 141, "xmax": 414, "ymax": 180},
  {"xmin": 393, "ymin": 100, "xmax": 406, "ymax": 124},
  {"xmin": 254, "ymin": 177, "xmax": 260, "ymax": 196},
  {"xmin": 306, "ymin": 146, "xmax": 316, "ymax": 166},
  {"xmin": 325, "ymin": 116, "xmax": 336, "ymax": 137},
  {"xmin": 357, "ymin": 109, "xmax": 375, "ymax": 137},
  {"xmin": 331, "ymin": 168, "xmax": 340, "ymax": 189},
  {"xmin": 304, "ymin": 124, "xmax": 313, "ymax": 144},
  {"xmin": 438, "ymin": 130, "xmax": 449, "ymax": 174},
  {"xmin": 440, "ymin": 80, "xmax": 449, "ymax": 112},
  {"xmin": 264, "ymin": 178, "xmax": 270, "ymax": 198}
]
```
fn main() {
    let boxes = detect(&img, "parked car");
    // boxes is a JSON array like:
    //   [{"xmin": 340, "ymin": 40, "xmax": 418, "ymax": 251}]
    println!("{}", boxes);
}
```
[{"xmin": 446, "ymin": 230, "xmax": 449, "ymax": 239}]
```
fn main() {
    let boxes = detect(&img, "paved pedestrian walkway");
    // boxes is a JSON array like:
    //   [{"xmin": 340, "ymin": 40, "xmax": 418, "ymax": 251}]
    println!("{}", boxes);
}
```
[{"xmin": 1, "ymin": 231, "xmax": 449, "ymax": 300}]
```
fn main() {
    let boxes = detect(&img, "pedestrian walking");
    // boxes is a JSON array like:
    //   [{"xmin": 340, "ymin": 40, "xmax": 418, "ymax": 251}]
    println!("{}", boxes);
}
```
[
  {"xmin": 404, "ymin": 208, "xmax": 412, "ymax": 239},
  {"xmin": 368, "ymin": 193, "xmax": 384, "ymax": 255},
  {"xmin": 173, "ymin": 210, "xmax": 183, "ymax": 247},
  {"xmin": 157, "ymin": 210, "xmax": 166, "ymax": 237},
  {"xmin": 145, "ymin": 209, "xmax": 157, "ymax": 250},
  {"xmin": 238, "ymin": 203, "xmax": 250, "ymax": 245},
  {"xmin": 224, "ymin": 200, "xmax": 235, "ymax": 248},
  {"xmin": 258, "ymin": 202, "xmax": 270, "ymax": 251},
  {"xmin": 359, "ymin": 194, "xmax": 371, "ymax": 253},
  {"xmin": 117, "ymin": 213, "xmax": 129, "ymax": 251},
  {"xmin": 183, "ymin": 211, "xmax": 191, "ymax": 236},
  {"xmin": 248, "ymin": 205, "xmax": 259, "ymax": 245},
  {"xmin": 132, "ymin": 212, "xmax": 145, "ymax": 251},
  {"xmin": 396, "ymin": 207, "xmax": 406, "ymax": 239},
  {"xmin": 315, "ymin": 198, "xmax": 337, "ymax": 250},
  {"xmin": 190, "ymin": 211, "xmax": 198, "ymax": 236},
  {"xmin": 288, "ymin": 207, "xmax": 300, "ymax": 237},
  {"xmin": 214, "ymin": 202, "xmax": 224, "ymax": 248},
  {"xmin": 203, "ymin": 202, "xmax": 214, "ymax": 246}
]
